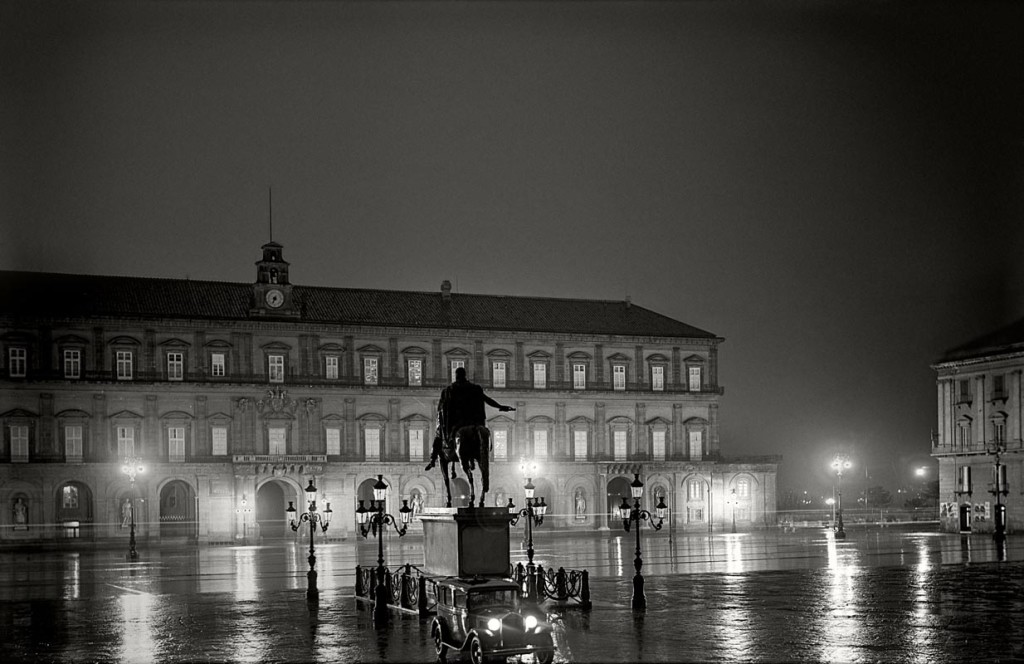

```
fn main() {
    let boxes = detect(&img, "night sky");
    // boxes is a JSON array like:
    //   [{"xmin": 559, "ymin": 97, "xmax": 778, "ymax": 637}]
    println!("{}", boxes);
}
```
[{"xmin": 3, "ymin": 1, "xmax": 1023, "ymax": 495}]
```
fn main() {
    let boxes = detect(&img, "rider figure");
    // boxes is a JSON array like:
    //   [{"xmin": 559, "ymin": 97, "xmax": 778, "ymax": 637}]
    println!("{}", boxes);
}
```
[{"xmin": 425, "ymin": 367, "xmax": 515, "ymax": 470}]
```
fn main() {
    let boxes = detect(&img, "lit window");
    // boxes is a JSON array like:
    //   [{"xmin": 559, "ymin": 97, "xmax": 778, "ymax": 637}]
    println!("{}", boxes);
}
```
[
  {"xmin": 167, "ymin": 352, "xmax": 184, "ymax": 381},
  {"xmin": 651, "ymin": 366, "xmax": 664, "ymax": 391},
  {"xmin": 573, "ymin": 364, "xmax": 586, "ymax": 390},
  {"xmin": 652, "ymin": 430, "xmax": 666, "ymax": 460},
  {"xmin": 365, "ymin": 427, "xmax": 381, "ymax": 460},
  {"xmin": 211, "ymin": 353, "xmax": 225, "ymax": 377},
  {"xmin": 10, "ymin": 425, "xmax": 29, "ymax": 462},
  {"xmin": 613, "ymin": 365, "xmax": 626, "ymax": 390},
  {"xmin": 613, "ymin": 430, "xmax": 627, "ymax": 460},
  {"xmin": 363, "ymin": 358, "xmax": 378, "ymax": 385},
  {"xmin": 450, "ymin": 360, "xmax": 465, "ymax": 382},
  {"xmin": 959, "ymin": 466, "xmax": 972, "ymax": 493},
  {"xmin": 62, "ymin": 485, "xmax": 79, "ymax": 509},
  {"xmin": 211, "ymin": 426, "xmax": 228, "ymax": 455},
  {"xmin": 573, "ymin": 430, "xmax": 588, "ymax": 460},
  {"xmin": 408, "ymin": 429, "xmax": 424, "ymax": 460},
  {"xmin": 326, "ymin": 428, "xmax": 341, "ymax": 455},
  {"xmin": 64, "ymin": 350, "xmax": 81, "ymax": 379},
  {"xmin": 533, "ymin": 430, "xmax": 548, "ymax": 458},
  {"xmin": 689, "ymin": 431, "xmax": 703, "ymax": 460},
  {"xmin": 325, "ymin": 355, "xmax": 339, "ymax": 379},
  {"xmin": 65, "ymin": 425, "xmax": 83, "ymax": 461},
  {"xmin": 8, "ymin": 348, "xmax": 26, "ymax": 377},
  {"xmin": 168, "ymin": 427, "xmax": 185, "ymax": 461},
  {"xmin": 268, "ymin": 355, "xmax": 285, "ymax": 383},
  {"xmin": 688, "ymin": 366, "xmax": 702, "ymax": 391},
  {"xmin": 493, "ymin": 430, "xmax": 508, "ymax": 460},
  {"xmin": 687, "ymin": 480, "xmax": 703, "ymax": 501},
  {"xmin": 737, "ymin": 478, "xmax": 750, "ymax": 498},
  {"xmin": 117, "ymin": 426, "xmax": 135, "ymax": 457},
  {"xmin": 533, "ymin": 363, "xmax": 546, "ymax": 389},
  {"xmin": 268, "ymin": 427, "xmax": 286, "ymax": 455},
  {"xmin": 492, "ymin": 361, "xmax": 506, "ymax": 388},
  {"xmin": 408, "ymin": 359, "xmax": 422, "ymax": 386},
  {"xmin": 116, "ymin": 351, "xmax": 133, "ymax": 380}
]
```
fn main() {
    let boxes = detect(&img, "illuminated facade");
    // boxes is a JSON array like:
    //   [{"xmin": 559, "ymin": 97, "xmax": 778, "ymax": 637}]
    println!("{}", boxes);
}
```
[
  {"xmin": 0, "ymin": 243, "xmax": 778, "ymax": 546},
  {"xmin": 932, "ymin": 318, "xmax": 1023, "ymax": 534}
]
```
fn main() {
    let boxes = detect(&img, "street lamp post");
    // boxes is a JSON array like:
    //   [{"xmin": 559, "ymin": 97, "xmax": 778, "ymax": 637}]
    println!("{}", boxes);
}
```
[
  {"xmin": 508, "ymin": 477, "xmax": 547, "ymax": 602},
  {"xmin": 236, "ymin": 496, "xmax": 252, "ymax": 545},
  {"xmin": 727, "ymin": 489, "xmax": 737, "ymax": 533},
  {"xmin": 286, "ymin": 479, "xmax": 333, "ymax": 602},
  {"xmin": 120, "ymin": 458, "xmax": 144, "ymax": 560},
  {"xmin": 990, "ymin": 444, "xmax": 1008, "ymax": 542},
  {"xmin": 618, "ymin": 473, "xmax": 668, "ymax": 610},
  {"xmin": 355, "ymin": 474, "xmax": 412, "ymax": 625},
  {"xmin": 831, "ymin": 454, "xmax": 852, "ymax": 539}
]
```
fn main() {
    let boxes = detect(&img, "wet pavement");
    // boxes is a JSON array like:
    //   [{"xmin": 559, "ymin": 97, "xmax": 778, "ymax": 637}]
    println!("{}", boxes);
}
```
[{"xmin": 1, "ymin": 527, "xmax": 1021, "ymax": 663}]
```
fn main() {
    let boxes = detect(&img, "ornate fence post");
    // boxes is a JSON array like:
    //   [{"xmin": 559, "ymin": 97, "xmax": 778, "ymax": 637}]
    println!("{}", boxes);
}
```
[
  {"xmin": 385, "ymin": 566, "xmax": 394, "ymax": 603},
  {"xmin": 556, "ymin": 567, "xmax": 568, "ymax": 600},
  {"xmin": 418, "ymin": 575, "xmax": 428, "ymax": 616},
  {"xmin": 400, "ymin": 563, "xmax": 413, "ymax": 610},
  {"xmin": 580, "ymin": 569, "xmax": 591, "ymax": 609},
  {"xmin": 355, "ymin": 564, "xmax": 364, "ymax": 597}
]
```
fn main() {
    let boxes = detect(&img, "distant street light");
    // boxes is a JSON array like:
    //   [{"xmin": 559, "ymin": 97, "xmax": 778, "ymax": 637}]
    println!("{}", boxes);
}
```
[
  {"xmin": 286, "ymin": 479, "xmax": 332, "ymax": 601},
  {"xmin": 235, "ymin": 495, "xmax": 252, "ymax": 545},
  {"xmin": 120, "ymin": 458, "xmax": 144, "ymax": 560},
  {"xmin": 831, "ymin": 455, "xmax": 852, "ymax": 539},
  {"xmin": 825, "ymin": 497, "xmax": 836, "ymax": 525},
  {"xmin": 618, "ymin": 473, "xmax": 668, "ymax": 610},
  {"xmin": 989, "ymin": 444, "xmax": 1008, "ymax": 543},
  {"xmin": 726, "ymin": 489, "xmax": 738, "ymax": 533}
]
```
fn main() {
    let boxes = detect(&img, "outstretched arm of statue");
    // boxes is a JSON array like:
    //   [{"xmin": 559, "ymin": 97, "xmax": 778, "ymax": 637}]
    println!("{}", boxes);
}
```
[{"xmin": 483, "ymin": 394, "xmax": 515, "ymax": 411}]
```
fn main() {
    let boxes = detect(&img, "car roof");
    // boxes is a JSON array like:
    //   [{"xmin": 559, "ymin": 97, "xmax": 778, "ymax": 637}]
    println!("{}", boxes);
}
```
[{"xmin": 436, "ymin": 576, "xmax": 521, "ymax": 592}]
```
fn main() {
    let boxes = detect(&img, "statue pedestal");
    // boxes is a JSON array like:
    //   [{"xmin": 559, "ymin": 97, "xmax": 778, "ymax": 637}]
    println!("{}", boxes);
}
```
[{"xmin": 418, "ymin": 507, "xmax": 510, "ymax": 578}]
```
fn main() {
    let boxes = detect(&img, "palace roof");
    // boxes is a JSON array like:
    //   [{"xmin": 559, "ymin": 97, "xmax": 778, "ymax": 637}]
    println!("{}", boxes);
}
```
[
  {"xmin": 0, "ymin": 270, "xmax": 719, "ymax": 340},
  {"xmin": 936, "ymin": 315, "xmax": 1024, "ymax": 364}
]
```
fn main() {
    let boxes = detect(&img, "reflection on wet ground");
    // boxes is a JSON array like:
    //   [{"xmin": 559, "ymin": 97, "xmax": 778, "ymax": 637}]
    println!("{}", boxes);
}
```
[{"xmin": 1, "ymin": 528, "xmax": 1021, "ymax": 662}]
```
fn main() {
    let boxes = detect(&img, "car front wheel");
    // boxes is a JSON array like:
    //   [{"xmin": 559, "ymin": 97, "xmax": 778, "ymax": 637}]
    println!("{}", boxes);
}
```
[
  {"xmin": 469, "ymin": 636, "xmax": 486, "ymax": 664},
  {"xmin": 432, "ymin": 623, "xmax": 448, "ymax": 662},
  {"xmin": 533, "ymin": 648, "xmax": 555, "ymax": 664}
]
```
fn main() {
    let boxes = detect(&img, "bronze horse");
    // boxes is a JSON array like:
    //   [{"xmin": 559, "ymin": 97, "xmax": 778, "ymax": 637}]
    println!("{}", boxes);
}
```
[{"xmin": 435, "ymin": 424, "xmax": 491, "ymax": 508}]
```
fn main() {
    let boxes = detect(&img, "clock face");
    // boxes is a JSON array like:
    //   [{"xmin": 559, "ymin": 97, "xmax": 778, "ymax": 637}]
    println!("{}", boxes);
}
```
[{"xmin": 265, "ymin": 289, "xmax": 285, "ymax": 308}]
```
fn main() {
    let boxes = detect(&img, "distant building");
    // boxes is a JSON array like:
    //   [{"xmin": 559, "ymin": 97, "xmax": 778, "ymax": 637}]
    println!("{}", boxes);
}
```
[
  {"xmin": 0, "ymin": 243, "xmax": 778, "ymax": 546},
  {"xmin": 932, "ymin": 318, "xmax": 1023, "ymax": 534}
]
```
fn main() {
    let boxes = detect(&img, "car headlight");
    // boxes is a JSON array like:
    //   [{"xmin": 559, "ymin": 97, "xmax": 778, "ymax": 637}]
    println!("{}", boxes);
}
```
[
  {"xmin": 487, "ymin": 618, "xmax": 501, "ymax": 631},
  {"xmin": 524, "ymin": 615, "xmax": 538, "ymax": 630}
]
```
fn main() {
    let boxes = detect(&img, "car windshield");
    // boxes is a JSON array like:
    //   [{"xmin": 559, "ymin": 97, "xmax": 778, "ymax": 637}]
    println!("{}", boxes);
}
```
[{"xmin": 468, "ymin": 589, "xmax": 518, "ymax": 609}]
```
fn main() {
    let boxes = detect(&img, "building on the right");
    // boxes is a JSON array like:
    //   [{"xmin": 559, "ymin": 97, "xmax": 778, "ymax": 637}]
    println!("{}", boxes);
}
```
[{"xmin": 932, "ymin": 317, "xmax": 1023, "ymax": 535}]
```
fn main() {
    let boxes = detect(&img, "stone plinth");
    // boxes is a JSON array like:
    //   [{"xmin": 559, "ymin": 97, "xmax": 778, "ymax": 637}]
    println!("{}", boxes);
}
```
[{"xmin": 418, "ymin": 506, "xmax": 510, "ymax": 577}]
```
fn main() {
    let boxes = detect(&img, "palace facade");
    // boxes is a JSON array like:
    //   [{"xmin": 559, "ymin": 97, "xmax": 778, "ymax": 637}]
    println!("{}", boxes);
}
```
[
  {"xmin": 1, "ymin": 243, "xmax": 778, "ymax": 546},
  {"xmin": 932, "ymin": 317, "xmax": 1023, "ymax": 535}
]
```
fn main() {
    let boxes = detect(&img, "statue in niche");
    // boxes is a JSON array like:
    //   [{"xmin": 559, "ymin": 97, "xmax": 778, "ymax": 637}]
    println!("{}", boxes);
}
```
[
  {"xmin": 13, "ymin": 497, "xmax": 28, "ymax": 529},
  {"xmin": 410, "ymin": 489, "xmax": 424, "ymax": 518},
  {"xmin": 575, "ymin": 488, "xmax": 587, "ymax": 520},
  {"xmin": 121, "ymin": 498, "xmax": 133, "ymax": 528}
]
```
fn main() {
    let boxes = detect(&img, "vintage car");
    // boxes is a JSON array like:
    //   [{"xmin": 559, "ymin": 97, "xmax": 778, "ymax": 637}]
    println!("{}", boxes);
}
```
[{"xmin": 430, "ymin": 576, "xmax": 555, "ymax": 664}]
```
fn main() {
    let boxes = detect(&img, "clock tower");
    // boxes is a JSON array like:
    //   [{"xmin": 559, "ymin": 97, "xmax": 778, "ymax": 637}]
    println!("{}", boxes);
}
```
[{"xmin": 251, "ymin": 241, "xmax": 299, "ymax": 318}]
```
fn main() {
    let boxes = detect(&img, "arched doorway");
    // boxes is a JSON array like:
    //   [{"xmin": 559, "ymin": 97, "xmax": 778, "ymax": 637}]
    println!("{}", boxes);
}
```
[
  {"xmin": 55, "ymin": 481, "xmax": 93, "ymax": 539},
  {"xmin": 256, "ymin": 481, "xmax": 290, "ymax": 541},
  {"xmin": 607, "ymin": 476, "xmax": 633, "ymax": 521},
  {"xmin": 159, "ymin": 480, "xmax": 196, "ymax": 541}
]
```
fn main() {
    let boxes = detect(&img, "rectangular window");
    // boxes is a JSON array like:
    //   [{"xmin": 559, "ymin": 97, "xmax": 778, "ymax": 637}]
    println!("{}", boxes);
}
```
[
  {"xmin": 65, "ymin": 425, "xmax": 83, "ymax": 461},
  {"xmin": 11, "ymin": 425, "xmax": 29, "ymax": 462},
  {"xmin": 325, "ymin": 356, "xmax": 339, "ymax": 379},
  {"xmin": 687, "ymin": 480, "xmax": 703, "ymax": 501},
  {"xmin": 211, "ymin": 353, "xmax": 226, "ymax": 377},
  {"xmin": 168, "ymin": 427, "xmax": 185, "ymax": 462},
  {"xmin": 325, "ymin": 428, "xmax": 341, "ymax": 455},
  {"xmin": 365, "ymin": 427, "xmax": 381, "ymax": 460},
  {"xmin": 689, "ymin": 431, "xmax": 703, "ymax": 460},
  {"xmin": 116, "ymin": 351, "xmax": 133, "ymax": 380},
  {"xmin": 268, "ymin": 427, "xmax": 287, "ymax": 455},
  {"xmin": 957, "ymin": 424, "xmax": 971, "ymax": 449},
  {"xmin": 533, "ymin": 363, "xmax": 546, "ymax": 389},
  {"xmin": 117, "ymin": 426, "xmax": 135, "ymax": 457},
  {"xmin": 64, "ymin": 350, "xmax": 81, "ymax": 379},
  {"xmin": 268, "ymin": 355, "xmax": 285, "ymax": 383},
  {"xmin": 687, "ymin": 507, "xmax": 704, "ymax": 523},
  {"xmin": 408, "ymin": 359, "xmax": 422, "ymax": 386},
  {"xmin": 62, "ymin": 485, "xmax": 79, "ymax": 509},
  {"xmin": 533, "ymin": 430, "xmax": 548, "ymax": 458},
  {"xmin": 363, "ymin": 357, "xmax": 378, "ymax": 385},
  {"xmin": 409, "ymin": 429, "xmax": 424, "ymax": 460},
  {"xmin": 492, "ymin": 361, "xmax": 506, "ymax": 388},
  {"xmin": 993, "ymin": 374, "xmax": 1005, "ymax": 398},
  {"xmin": 450, "ymin": 360, "xmax": 465, "ymax": 382},
  {"xmin": 613, "ymin": 430, "xmax": 627, "ymax": 461},
  {"xmin": 612, "ymin": 365, "xmax": 626, "ymax": 391},
  {"xmin": 573, "ymin": 430, "xmax": 588, "ymax": 460},
  {"xmin": 651, "ymin": 366, "xmax": 664, "ymax": 391},
  {"xmin": 167, "ymin": 352, "xmax": 184, "ymax": 381},
  {"xmin": 211, "ymin": 426, "xmax": 228, "ymax": 455},
  {"xmin": 573, "ymin": 364, "xmax": 586, "ymax": 389},
  {"xmin": 688, "ymin": 366, "xmax": 702, "ymax": 391},
  {"xmin": 737, "ymin": 478, "xmax": 750, "ymax": 498},
  {"xmin": 493, "ymin": 429, "xmax": 508, "ymax": 460},
  {"xmin": 959, "ymin": 466, "xmax": 972, "ymax": 493},
  {"xmin": 994, "ymin": 420, "xmax": 1006, "ymax": 444},
  {"xmin": 8, "ymin": 348, "xmax": 26, "ymax": 377},
  {"xmin": 652, "ymin": 431, "xmax": 666, "ymax": 460},
  {"xmin": 958, "ymin": 379, "xmax": 970, "ymax": 403}
]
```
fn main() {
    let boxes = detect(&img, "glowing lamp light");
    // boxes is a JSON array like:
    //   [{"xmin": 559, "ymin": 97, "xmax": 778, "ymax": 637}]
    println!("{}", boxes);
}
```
[
  {"xmin": 630, "ymin": 473, "xmax": 644, "ymax": 500},
  {"xmin": 372, "ymin": 475, "xmax": 388, "ymax": 503},
  {"xmin": 619, "ymin": 496, "xmax": 632, "ymax": 521}
]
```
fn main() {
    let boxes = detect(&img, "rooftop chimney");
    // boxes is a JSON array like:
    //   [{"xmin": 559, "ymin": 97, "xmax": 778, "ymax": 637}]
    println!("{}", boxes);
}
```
[
  {"xmin": 441, "ymin": 280, "xmax": 452, "ymax": 301},
  {"xmin": 625, "ymin": 295, "xmax": 632, "ymax": 309}
]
